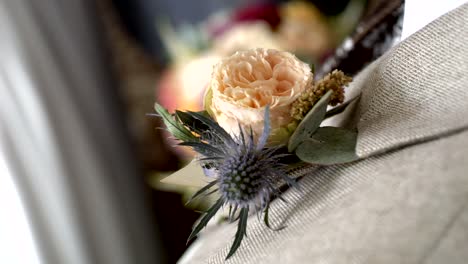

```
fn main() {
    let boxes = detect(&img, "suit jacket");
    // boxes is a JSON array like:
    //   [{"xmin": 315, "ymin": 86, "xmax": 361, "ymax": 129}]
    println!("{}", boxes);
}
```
[{"xmin": 180, "ymin": 4, "xmax": 468, "ymax": 263}]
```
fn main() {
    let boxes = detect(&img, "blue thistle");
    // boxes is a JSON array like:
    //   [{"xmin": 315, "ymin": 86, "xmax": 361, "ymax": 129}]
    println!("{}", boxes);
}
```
[{"xmin": 179, "ymin": 107, "xmax": 296, "ymax": 260}]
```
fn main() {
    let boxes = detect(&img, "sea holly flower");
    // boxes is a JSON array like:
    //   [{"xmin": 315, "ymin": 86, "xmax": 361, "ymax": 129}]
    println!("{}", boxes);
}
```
[
  {"xmin": 185, "ymin": 107, "xmax": 295, "ymax": 260},
  {"xmin": 156, "ymin": 104, "xmax": 296, "ymax": 260}
]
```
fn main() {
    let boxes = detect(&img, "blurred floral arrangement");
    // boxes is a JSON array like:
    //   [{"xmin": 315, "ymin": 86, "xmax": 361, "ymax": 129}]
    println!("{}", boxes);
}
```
[{"xmin": 156, "ymin": 1, "xmax": 365, "ymax": 159}]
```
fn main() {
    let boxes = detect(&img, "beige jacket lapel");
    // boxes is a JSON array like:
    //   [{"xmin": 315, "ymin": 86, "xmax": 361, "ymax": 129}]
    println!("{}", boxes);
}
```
[
  {"xmin": 353, "ymin": 2, "xmax": 468, "ymax": 157},
  {"xmin": 180, "ymin": 4, "xmax": 468, "ymax": 263}
]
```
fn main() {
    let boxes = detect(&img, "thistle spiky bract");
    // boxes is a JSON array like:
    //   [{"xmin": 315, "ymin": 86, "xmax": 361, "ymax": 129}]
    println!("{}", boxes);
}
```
[{"xmin": 161, "ymin": 105, "xmax": 296, "ymax": 260}]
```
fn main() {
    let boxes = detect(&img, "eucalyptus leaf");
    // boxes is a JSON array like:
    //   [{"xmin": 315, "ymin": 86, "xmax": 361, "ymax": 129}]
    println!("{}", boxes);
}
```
[
  {"xmin": 154, "ymin": 103, "xmax": 198, "ymax": 142},
  {"xmin": 159, "ymin": 160, "xmax": 207, "ymax": 188},
  {"xmin": 295, "ymin": 126, "xmax": 359, "ymax": 165},
  {"xmin": 324, "ymin": 95, "xmax": 360, "ymax": 119},
  {"xmin": 288, "ymin": 90, "xmax": 333, "ymax": 152},
  {"xmin": 226, "ymin": 207, "xmax": 249, "ymax": 260}
]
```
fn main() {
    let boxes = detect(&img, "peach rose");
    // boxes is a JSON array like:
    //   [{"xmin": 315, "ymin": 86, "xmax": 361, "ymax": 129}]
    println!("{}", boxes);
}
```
[{"xmin": 205, "ymin": 48, "xmax": 313, "ymax": 144}]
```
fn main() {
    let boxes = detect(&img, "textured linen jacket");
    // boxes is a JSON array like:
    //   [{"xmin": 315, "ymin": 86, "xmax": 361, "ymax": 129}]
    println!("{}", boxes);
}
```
[{"xmin": 180, "ymin": 4, "xmax": 468, "ymax": 263}]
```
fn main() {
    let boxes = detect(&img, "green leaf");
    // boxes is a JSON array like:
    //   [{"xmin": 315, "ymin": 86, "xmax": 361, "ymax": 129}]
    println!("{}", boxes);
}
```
[
  {"xmin": 187, "ymin": 197, "xmax": 224, "ymax": 243},
  {"xmin": 159, "ymin": 160, "xmax": 207, "ymax": 188},
  {"xmin": 263, "ymin": 203, "xmax": 285, "ymax": 231},
  {"xmin": 178, "ymin": 141, "xmax": 224, "ymax": 157},
  {"xmin": 186, "ymin": 111, "xmax": 236, "ymax": 147},
  {"xmin": 186, "ymin": 180, "xmax": 218, "ymax": 205},
  {"xmin": 263, "ymin": 202, "xmax": 272, "ymax": 228},
  {"xmin": 288, "ymin": 90, "xmax": 333, "ymax": 152},
  {"xmin": 203, "ymin": 86, "xmax": 216, "ymax": 117},
  {"xmin": 229, "ymin": 205, "xmax": 239, "ymax": 222},
  {"xmin": 154, "ymin": 103, "xmax": 198, "ymax": 142},
  {"xmin": 226, "ymin": 207, "xmax": 249, "ymax": 260},
  {"xmin": 257, "ymin": 105, "xmax": 270, "ymax": 149},
  {"xmin": 295, "ymin": 126, "xmax": 359, "ymax": 165},
  {"xmin": 324, "ymin": 95, "xmax": 360, "ymax": 119},
  {"xmin": 176, "ymin": 110, "xmax": 211, "ymax": 134}
]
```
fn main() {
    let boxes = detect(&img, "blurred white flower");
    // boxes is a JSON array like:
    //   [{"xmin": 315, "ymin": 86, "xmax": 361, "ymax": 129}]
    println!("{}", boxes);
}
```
[{"xmin": 213, "ymin": 22, "xmax": 284, "ymax": 56}]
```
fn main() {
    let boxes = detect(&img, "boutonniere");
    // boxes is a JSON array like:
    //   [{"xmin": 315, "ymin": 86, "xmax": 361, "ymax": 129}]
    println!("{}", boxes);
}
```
[{"xmin": 155, "ymin": 48, "xmax": 358, "ymax": 259}]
